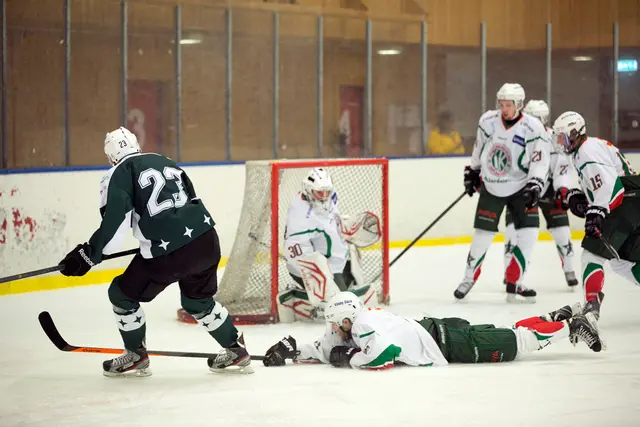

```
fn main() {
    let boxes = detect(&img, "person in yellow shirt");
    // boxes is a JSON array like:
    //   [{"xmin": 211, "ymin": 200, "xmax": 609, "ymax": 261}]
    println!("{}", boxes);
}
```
[{"xmin": 427, "ymin": 111, "xmax": 465, "ymax": 155}]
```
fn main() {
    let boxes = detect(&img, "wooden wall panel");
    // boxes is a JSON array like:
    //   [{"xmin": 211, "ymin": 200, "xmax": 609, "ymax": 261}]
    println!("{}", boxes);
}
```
[
  {"xmin": 5, "ymin": 0, "xmax": 640, "ymax": 166},
  {"xmin": 423, "ymin": 0, "xmax": 482, "ymax": 46}
]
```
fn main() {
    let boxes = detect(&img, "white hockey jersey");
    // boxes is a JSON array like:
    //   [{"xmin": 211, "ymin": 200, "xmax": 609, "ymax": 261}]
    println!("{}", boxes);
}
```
[
  {"xmin": 471, "ymin": 111, "xmax": 551, "ymax": 197},
  {"xmin": 571, "ymin": 137, "xmax": 637, "ymax": 212},
  {"xmin": 297, "ymin": 308, "xmax": 448, "ymax": 369},
  {"xmin": 544, "ymin": 127, "xmax": 573, "ymax": 194},
  {"xmin": 284, "ymin": 192, "xmax": 349, "ymax": 277}
]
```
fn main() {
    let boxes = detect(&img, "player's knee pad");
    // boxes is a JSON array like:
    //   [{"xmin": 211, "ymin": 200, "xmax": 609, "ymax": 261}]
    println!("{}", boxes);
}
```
[
  {"xmin": 108, "ymin": 280, "xmax": 140, "ymax": 312},
  {"xmin": 180, "ymin": 294, "xmax": 214, "ymax": 317}
]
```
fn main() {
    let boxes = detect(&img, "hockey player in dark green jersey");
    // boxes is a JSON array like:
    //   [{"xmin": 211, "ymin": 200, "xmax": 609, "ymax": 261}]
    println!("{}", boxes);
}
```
[{"xmin": 58, "ymin": 127, "xmax": 253, "ymax": 376}]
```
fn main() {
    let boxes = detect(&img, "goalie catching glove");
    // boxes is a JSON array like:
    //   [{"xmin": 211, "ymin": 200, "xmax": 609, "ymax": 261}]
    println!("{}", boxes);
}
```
[
  {"xmin": 263, "ymin": 336, "xmax": 300, "ymax": 367},
  {"xmin": 340, "ymin": 211, "xmax": 381, "ymax": 248}
]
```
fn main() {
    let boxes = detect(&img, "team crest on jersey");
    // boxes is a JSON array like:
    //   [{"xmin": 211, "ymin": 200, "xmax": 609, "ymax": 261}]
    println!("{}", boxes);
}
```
[{"xmin": 488, "ymin": 144, "xmax": 512, "ymax": 176}]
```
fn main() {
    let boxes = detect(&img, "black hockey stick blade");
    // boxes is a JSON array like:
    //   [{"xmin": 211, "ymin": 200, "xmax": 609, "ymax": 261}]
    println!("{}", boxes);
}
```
[
  {"xmin": 0, "ymin": 248, "xmax": 139, "ymax": 285},
  {"xmin": 38, "ymin": 311, "xmax": 265, "ymax": 361}
]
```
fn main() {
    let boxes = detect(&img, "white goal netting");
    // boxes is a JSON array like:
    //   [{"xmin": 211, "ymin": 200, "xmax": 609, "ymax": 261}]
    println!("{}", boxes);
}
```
[{"xmin": 215, "ymin": 159, "xmax": 388, "ymax": 323}]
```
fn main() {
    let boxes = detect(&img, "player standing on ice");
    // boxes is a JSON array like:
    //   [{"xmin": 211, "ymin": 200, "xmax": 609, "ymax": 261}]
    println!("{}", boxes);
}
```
[
  {"xmin": 553, "ymin": 111, "xmax": 640, "ymax": 322},
  {"xmin": 454, "ymin": 83, "xmax": 552, "ymax": 303},
  {"xmin": 278, "ymin": 168, "xmax": 380, "ymax": 321},
  {"xmin": 57, "ymin": 127, "xmax": 253, "ymax": 377},
  {"xmin": 261, "ymin": 291, "xmax": 603, "ymax": 369},
  {"xmin": 504, "ymin": 100, "xmax": 578, "ymax": 290}
]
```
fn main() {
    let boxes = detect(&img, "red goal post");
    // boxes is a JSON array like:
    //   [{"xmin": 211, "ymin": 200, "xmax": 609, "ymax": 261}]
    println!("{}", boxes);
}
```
[{"xmin": 205, "ymin": 158, "xmax": 389, "ymax": 324}]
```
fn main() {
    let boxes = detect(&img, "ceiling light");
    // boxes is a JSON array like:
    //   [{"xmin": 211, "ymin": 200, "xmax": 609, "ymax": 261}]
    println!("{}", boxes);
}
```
[
  {"xmin": 180, "ymin": 38, "xmax": 202, "ymax": 45},
  {"xmin": 378, "ymin": 49, "xmax": 401, "ymax": 55},
  {"xmin": 572, "ymin": 56, "xmax": 593, "ymax": 62}
]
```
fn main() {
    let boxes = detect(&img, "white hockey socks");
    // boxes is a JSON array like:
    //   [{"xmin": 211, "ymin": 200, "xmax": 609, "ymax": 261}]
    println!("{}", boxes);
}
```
[
  {"xmin": 581, "ymin": 250, "xmax": 606, "ymax": 303},
  {"xmin": 549, "ymin": 226, "xmax": 574, "ymax": 273},
  {"xmin": 503, "ymin": 222, "xmax": 517, "ymax": 273},
  {"xmin": 505, "ymin": 227, "xmax": 538, "ymax": 285},
  {"xmin": 462, "ymin": 229, "xmax": 496, "ymax": 282},
  {"xmin": 609, "ymin": 259, "xmax": 640, "ymax": 287}
]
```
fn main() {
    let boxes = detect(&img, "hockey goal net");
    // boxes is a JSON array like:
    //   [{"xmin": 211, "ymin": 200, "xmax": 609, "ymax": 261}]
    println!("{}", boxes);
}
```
[{"xmin": 213, "ymin": 158, "xmax": 389, "ymax": 324}]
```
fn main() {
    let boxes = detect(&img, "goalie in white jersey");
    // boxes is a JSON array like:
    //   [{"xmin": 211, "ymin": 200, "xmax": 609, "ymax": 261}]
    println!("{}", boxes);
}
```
[
  {"xmin": 455, "ymin": 83, "xmax": 552, "ymax": 303},
  {"xmin": 504, "ymin": 100, "xmax": 578, "ymax": 290},
  {"xmin": 278, "ymin": 168, "xmax": 380, "ymax": 322},
  {"xmin": 553, "ymin": 111, "xmax": 640, "ymax": 322},
  {"xmin": 261, "ymin": 291, "xmax": 603, "ymax": 369}
]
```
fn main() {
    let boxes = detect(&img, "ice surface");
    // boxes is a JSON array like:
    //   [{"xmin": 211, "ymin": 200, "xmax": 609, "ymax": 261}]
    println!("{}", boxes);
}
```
[{"xmin": 1, "ymin": 242, "xmax": 639, "ymax": 427}]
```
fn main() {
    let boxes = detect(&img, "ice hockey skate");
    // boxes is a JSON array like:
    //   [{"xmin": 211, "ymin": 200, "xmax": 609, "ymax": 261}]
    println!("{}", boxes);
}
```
[
  {"xmin": 569, "ymin": 313, "xmax": 604, "ymax": 352},
  {"xmin": 453, "ymin": 280, "xmax": 475, "ymax": 300},
  {"xmin": 207, "ymin": 333, "xmax": 254, "ymax": 374},
  {"xmin": 583, "ymin": 292, "xmax": 605, "ymax": 321},
  {"xmin": 103, "ymin": 346, "xmax": 151, "ymax": 378},
  {"xmin": 544, "ymin": 301, "xmax": 583, "ymax": 322},
  {"xmin": 505, "ymin": 282, "xmax": 536, "ymax": 304},
  {"xmin": 565, "ymin": 271, "xmax": 579, "ymax": 288}
]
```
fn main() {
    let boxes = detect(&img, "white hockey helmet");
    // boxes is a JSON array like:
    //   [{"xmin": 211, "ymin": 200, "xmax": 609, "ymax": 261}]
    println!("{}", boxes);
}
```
[
  {"xmin": 523, "ymin": 100, "xmax": 550, "ymax": 125},
  {"xmin": 325, "ymin": 291, "xmax": 363, "ymax": 325},
  {"xmin": 302, "ymin": 167, "xmax": 334, "ymax": 212},
  {"xmin": 553, "ymin": 111, "xmax": 586, "ymax": 154},
  {"xmin": 496, "ymin": 83, "xmax": 526, "ymax": 113},
  {"xmin": 104, "ymin": 127, "xmax": 140, "ymax": 165}
]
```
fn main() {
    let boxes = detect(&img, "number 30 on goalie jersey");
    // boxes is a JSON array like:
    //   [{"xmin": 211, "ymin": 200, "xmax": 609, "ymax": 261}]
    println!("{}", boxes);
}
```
[{"xmin": 284, "ymin": 192, "xmax": 348, "ymax": 278}]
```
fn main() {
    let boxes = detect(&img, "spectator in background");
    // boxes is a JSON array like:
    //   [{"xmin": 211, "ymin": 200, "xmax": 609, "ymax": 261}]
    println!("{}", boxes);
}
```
[{"xmin": 427, "ymin": 111, "xmax": 465, "ymax": 155}]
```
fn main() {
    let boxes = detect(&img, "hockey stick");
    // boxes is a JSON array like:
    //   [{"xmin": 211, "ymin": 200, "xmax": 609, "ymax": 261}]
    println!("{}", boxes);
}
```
[
  {"xmin": 388, "ymin": 191, "xmax": 467, "ymax": 268},
  {"xmin": 596, "ymin": 231, "xmax": 621, "ymax": 261},
  {"xmin": 248, "ymin": 232, "xmax": 287, "ymax": 261},
  {"xmin": 38, "ymin": 311, "xmax": 265, "ymax": 361},
  {"xmin": 0, "ymin": 248, "xmax": 139, "ymax": 284}
]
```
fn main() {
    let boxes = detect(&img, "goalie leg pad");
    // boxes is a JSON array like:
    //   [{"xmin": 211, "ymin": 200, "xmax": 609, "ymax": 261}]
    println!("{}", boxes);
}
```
[
  {"xmin": 278, "ymin": 286, "xmax": 324, "ymax": 322},
  {"xmin": 347, "ymin": 243, "xmax": 366, "ymax": 289},
  {"xmin": 296, "ymin": 252, "xmax": 343, "ymax": 306}
]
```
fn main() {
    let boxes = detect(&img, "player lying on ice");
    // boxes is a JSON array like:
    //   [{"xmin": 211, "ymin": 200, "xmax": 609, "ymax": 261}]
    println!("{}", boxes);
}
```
[
  {"xmin": 262, "ymin": 291, "xmax": 603, "ymax": 369},
  {"xmin": 278, "ymin": 167, "xmax": 382, "ymax": 321}
]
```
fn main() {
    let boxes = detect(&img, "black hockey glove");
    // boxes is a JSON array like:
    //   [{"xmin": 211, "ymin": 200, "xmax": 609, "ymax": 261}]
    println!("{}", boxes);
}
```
[
  {"xmin": 523, "ymin": 178, "xmax": 544, "ymax": 208},
  {"xmin": 59, "ymin": 243, "xmax": 95, "ymax": 277},
  {"xmin": 463, "ymin": 166, "xmax": 481, "ymax": 197},
  {"xmin": 565, "ymin": 189, "xmax": 588, "ymax": 218},
  {"xmin": 585, "ymin": 207, "xmax": 606, "ymax": 239},
  {"xmin": 263, "ymin": 336, "xmax": 299, "ymax": 367},
  {"xmin": 329, "ymin": 346, "xmax": 361, "ymax": 368}
]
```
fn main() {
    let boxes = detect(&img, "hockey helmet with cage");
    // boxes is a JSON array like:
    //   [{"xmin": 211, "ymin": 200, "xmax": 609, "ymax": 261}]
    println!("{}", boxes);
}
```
[
  {"xmin": 553, "ymin": 111, "xmax": 587, "ymax": 154},
  {"xmin": 325, "ymin": 291, "xmax": 363, "ymax": 326},
  {"xmin": 104, "ymin": 127, "xmax": 141, "ymax": 165},
  {"xmin": 523, "ymin": 100, "xmax": 550, "ymax": 126},
  {"xmin": 496, "ymin": 83, "xmax": 526, "ymax": 112},
  {"xmin": 302, "ymin": 168, "xmax": 335, "ymax": 212}
]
